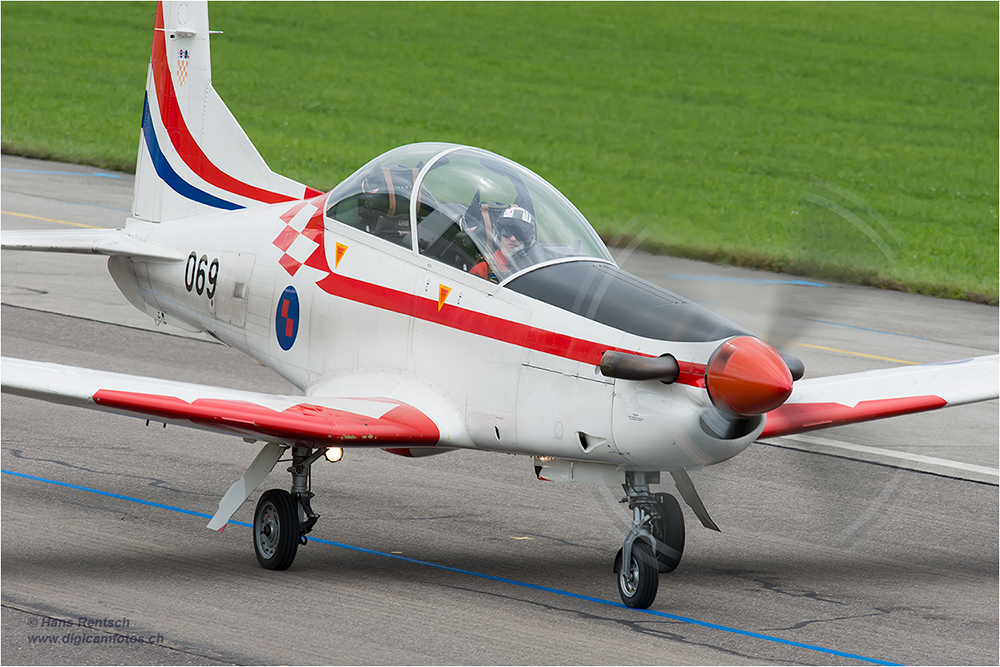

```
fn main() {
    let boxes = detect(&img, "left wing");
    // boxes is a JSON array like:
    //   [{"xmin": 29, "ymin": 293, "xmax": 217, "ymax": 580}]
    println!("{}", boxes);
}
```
[
  {"xmin": 0, "ymin": 357, "xmax": 440, "ymax": 446},
  {"xmin": 0, "ymin": 228, "xmax": 187, "ymax": 262},
  {"xmin": 760, "ymin": 355, "xmax": 999, "ymax": 439}
]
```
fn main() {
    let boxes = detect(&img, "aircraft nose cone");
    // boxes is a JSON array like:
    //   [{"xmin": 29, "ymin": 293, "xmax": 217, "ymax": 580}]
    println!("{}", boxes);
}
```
[{"xmin": 706, "ymin": 336, "xmax": 793, "ymax": 417}]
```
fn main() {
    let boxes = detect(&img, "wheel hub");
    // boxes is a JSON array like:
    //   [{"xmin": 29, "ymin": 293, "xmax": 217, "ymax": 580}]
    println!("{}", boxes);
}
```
[
  {"xmin": 620, "ymin": 558, "xmax": 640, "ymax": 597},
  {"xmin": 256, "ymin": 502, "xmax": 280, "ymax": 560}
]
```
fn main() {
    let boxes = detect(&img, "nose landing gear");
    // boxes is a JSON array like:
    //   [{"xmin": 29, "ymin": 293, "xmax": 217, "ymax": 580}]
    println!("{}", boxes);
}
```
[{"xmin": 613, "ymin": 471, "xmax": 686, "ymax": 608}]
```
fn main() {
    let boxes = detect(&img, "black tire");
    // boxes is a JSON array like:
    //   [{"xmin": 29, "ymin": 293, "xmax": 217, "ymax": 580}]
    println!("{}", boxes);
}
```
[
  {"xmin": 253, "ymin": 489, "xmax": 299, "ymax": 570},
  {"xmin": 617, "ymin": 539, "xmax": 659, "ymax": 609},
  {"xmin": 651, "ymin": 492, "xmax": 685, "ymax": 573}
]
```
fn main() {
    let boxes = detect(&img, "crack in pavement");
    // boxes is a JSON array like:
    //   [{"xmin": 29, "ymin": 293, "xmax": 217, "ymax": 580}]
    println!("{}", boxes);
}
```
[
  {"xmin": 761, "ymin": 607, "xmax": 892, "ymax": 632},
  {"xmin": 427, "ymin": 580, "xmax": 804, "ymax": 665},
  {"xmin": 749, "ymin": 576, "xmax": 847, "ymax": 606},
  {"xmin": 2, "ymin": 448, "xmax": 217, "ymax": 498},
  {"xmin": 323, "ymin": 514, "xmax": 460, "ymax": 522},
  {"xmin": 513, "ymin": 531, "xmax": 617, "ymax": 554},
  {"xmin": 5, "ymin": 285, "xmax": 50, "ymax": 295},
  {"xmin": 59, "ymin": 499, "xmax": 171, "ymax": 525}
]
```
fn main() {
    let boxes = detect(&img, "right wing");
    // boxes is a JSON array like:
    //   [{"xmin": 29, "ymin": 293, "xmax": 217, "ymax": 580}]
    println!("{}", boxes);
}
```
[
  {"xmin": 761, "ymin": 355, "xmax": 999, "ymax": 439},
  {"xmin": 1, "ymin": 357, "xmax": 440, "ymax": 446}
]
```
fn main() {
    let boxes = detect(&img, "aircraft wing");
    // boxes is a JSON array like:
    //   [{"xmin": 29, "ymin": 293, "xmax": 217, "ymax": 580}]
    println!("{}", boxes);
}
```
[
  {"xmin": 1, "ymin": 229, "xmax": 186, "ymax": 262},
  {"xmin": 760, "ymin": 355, "xmax": 999, "ymax": 439},
  {"xmin": 0, "ymin": 357, "xmax": 440, "ymax": 446}
]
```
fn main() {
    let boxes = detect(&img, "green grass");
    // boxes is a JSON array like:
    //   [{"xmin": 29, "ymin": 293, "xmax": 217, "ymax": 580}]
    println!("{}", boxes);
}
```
[{"xmin": 2, "ymin": 2, "xmax": 997, "ymax": 303}]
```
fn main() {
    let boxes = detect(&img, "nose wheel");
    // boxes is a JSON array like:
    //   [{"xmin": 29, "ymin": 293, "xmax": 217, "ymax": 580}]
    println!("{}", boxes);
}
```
[
  {"xmin": 613, "ymin": 471, "xmax": 686, "ymax": 609},
  {"xmin": 617, "ymin": 539, "xmax": 659, "ymax": 608}
]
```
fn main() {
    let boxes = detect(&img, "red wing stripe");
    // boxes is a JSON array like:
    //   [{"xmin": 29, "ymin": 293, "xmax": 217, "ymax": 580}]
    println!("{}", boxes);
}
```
[
  {"xmin": 92, "ymin": 390, "xmax": 440, "ymax": 446},
  {"xmin": 760, "ymin": 395, "xmax": 948, "ymax": 439}
]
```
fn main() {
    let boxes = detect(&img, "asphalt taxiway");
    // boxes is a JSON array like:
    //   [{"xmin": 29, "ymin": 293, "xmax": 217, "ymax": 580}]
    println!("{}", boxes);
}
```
[{"xmin": 2, "ymin": 155, "xmax": 997, "ymax": 665}]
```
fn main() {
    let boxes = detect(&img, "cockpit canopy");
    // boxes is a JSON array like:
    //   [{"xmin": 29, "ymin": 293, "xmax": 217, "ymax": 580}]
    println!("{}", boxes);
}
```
[
  {"xmin": 324, "ymin": 143, "xmax": 749, "ymax": 343},
  {"xmin": 324, "ymin": 143, "xmax": 614, "ymax": 283}
]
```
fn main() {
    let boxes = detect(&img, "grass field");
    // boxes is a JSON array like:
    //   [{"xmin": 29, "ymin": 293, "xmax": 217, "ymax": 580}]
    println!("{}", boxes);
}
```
[{"xmin": 2, "ymin": 2, "xmax": 996, "ymax": 302}]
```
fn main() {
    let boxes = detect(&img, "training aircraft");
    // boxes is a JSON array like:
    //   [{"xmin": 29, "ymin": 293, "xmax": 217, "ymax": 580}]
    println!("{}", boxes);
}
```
[{"xmin": 2, "ymin": 0, "xmax": 997, "ymax": 610}]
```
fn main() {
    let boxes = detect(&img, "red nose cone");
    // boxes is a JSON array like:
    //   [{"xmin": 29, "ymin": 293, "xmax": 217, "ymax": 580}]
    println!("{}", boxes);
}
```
[{"xmin": 706, "ymin": 336, "xmax": 793, "ymax": 417}]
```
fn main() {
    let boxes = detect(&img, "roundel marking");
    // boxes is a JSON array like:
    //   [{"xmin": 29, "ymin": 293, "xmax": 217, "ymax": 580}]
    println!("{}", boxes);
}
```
[{"xmin": 275, "ymin": 286, "xmax": 300, "ymax": 351}]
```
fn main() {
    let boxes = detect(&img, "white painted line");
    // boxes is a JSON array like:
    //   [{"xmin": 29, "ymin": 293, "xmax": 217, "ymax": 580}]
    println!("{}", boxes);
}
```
[{"xmin": 770, "ymin": 433, "xmax": 1000, "ymax": 478}]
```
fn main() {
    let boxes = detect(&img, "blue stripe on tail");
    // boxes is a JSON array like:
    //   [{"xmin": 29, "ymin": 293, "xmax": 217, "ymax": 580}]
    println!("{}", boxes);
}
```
[{"xmin": 141, "ymin": 94, "xmax": 243, "ymax": 211}]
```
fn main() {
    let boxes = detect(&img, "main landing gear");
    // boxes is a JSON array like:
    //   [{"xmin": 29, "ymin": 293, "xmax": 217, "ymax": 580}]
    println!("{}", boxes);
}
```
[
  {"xmin": 613, "ymin": 471, "xmax": 685, "ymax": 609},
  {"xmin": 253, "ymin": 446, "xmax": 322, "ymax": 570}
]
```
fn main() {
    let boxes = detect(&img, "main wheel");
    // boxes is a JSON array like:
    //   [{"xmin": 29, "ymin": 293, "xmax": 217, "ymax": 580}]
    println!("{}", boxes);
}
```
[
  {"xmin": 651, "ymin": 492, "xmax": 685, "ymax": 573},
  {"xmin": 617, "ymin": 539, "xmax": 659, "ymax": 609},
  {"xmin": 253, "ymin": 489, "xmax": 299, "ymax": 570}
]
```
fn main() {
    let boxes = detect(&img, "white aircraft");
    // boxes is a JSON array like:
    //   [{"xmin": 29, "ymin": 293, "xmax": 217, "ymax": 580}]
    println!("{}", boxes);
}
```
[{"xmin": 2, "ymin": 1, "xmax": 996, "ymax": 609}]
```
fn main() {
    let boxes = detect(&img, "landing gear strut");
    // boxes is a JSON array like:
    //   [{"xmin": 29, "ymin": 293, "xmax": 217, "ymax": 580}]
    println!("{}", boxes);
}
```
[
  {"xmin": 613, "ymin": 471, "xmax": 686, "ymax": 609},
  {"xmin": 253, "ymin": 446, "xmax": 322, "ymax": 570}
]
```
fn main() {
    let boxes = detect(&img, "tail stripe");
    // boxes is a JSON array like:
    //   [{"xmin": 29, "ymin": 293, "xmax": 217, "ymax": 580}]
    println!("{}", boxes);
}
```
[
  {"xmin": 141, "ymin": 95, "xmax": 242, "ymax": 211},
  {"xmin": 150, "ymin": 2, "xmax": 298, "ymax": 206}
]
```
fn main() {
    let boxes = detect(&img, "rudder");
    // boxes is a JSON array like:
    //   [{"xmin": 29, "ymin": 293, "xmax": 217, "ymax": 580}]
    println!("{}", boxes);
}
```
[{"xmin": 132, "ymin": 0, "xmax": 321, "ymax": 223}]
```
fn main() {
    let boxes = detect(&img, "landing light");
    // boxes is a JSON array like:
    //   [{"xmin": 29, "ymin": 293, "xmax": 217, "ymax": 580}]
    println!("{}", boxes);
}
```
[{"xmin": 325, "ymin": 447, "xmax": 344, "ymax": 463}]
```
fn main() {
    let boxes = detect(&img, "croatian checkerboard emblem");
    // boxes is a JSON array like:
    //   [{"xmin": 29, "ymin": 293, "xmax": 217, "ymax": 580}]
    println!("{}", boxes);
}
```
[
  {"xmin": 177, "ymin": 49, "xmax": 190, "ymax": 87},
  {"xmin": 273, "ymin": 200, "xmax": 330, "ymax": 278}
]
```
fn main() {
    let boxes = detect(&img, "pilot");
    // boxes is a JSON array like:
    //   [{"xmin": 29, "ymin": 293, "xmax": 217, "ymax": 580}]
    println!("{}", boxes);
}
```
[{"xmin": 470, "ymin": 205, "xmax": 536, "ymax": 282}]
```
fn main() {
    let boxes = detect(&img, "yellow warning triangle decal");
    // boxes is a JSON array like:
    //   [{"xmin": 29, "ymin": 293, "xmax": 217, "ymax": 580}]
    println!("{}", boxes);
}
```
[
  {"xmin": 335, "ymin": 243, "xmax": 348, "ymax": 269},
  {"xmin": 437, "ymin": 284, "xmax": 452, "ymax": 311}
]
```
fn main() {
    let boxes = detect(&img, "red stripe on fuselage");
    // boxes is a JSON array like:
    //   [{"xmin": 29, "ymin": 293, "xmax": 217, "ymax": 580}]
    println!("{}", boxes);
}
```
[
  {"xmin": 150, "ymin": 1, "xmax": 303, "ymax": 205},
  {"xmin": 314, "ymin": 270, "xmax": 707, "ymax": 387}
]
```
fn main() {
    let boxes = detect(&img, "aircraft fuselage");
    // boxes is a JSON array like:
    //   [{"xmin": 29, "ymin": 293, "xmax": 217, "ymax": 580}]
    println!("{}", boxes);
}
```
[{"xmin": 112, "ymin": 196, "xmax": 762, "ymax": 472}]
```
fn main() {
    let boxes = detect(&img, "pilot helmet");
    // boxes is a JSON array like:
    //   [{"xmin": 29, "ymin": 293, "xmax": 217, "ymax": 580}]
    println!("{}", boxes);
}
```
[{"xmin": 496, "ymin": 206, "xmax": 536, "ymax": 247}]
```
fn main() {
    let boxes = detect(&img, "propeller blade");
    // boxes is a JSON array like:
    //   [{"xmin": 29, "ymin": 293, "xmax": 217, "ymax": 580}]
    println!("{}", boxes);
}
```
[{"xmin": 780, "ymin": 352, "xmax": 805, "ymax": 381}]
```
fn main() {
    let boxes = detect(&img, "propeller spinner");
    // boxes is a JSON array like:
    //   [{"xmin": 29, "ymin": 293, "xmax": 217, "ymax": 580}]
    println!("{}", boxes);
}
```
[{"xmin": 705, "ymin": 336, "xmax": 794, "ymax": 417}]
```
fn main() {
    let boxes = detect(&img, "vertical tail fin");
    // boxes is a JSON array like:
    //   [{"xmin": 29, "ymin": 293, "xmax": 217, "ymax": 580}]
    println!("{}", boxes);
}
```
[{"xmin": 132, "ymin": 0, "xmax": 322, "ymax": 223}]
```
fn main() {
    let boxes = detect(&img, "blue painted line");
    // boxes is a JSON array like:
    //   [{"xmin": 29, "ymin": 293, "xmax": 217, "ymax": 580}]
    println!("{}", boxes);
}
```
[
  {"xmin": 815, "ymin": 320, "xmax": 930, "ymax": 342},
  {"xmin": 665, "ymin": 273, "xmax": 828, "ymax": 287},
  {"xmin": 1, "ymin": 168, "xmax": 123, "ymax": 179},
  {"xmin": 304, "ymin": 534, "xmax": 901, "ymax": 665},
  {"xmin": 1, "ymin": 468, "xmax": 901, "ymax": 666},
  {"xmin": 2, "ymin": 469, "xmax": 212, "ymax": 520}
]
